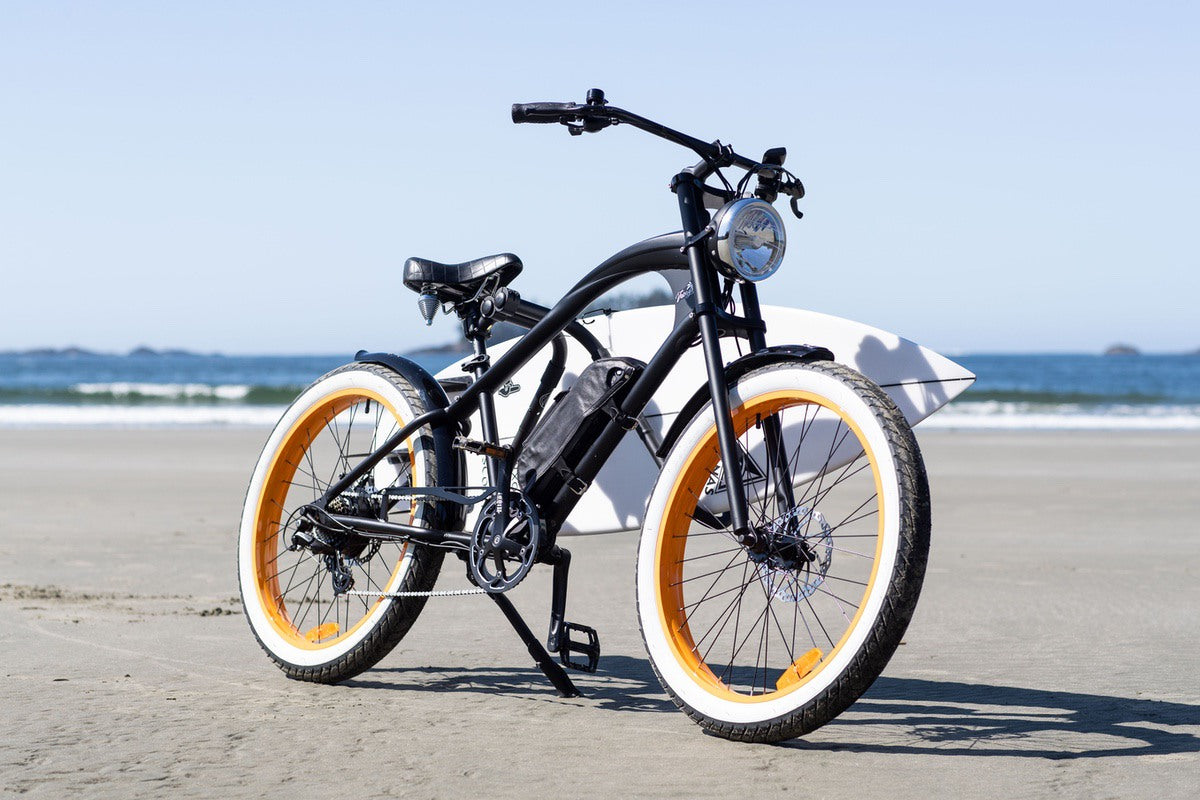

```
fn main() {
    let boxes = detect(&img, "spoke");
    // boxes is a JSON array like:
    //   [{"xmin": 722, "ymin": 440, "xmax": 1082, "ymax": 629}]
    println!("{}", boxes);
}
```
[
  {"xmin": 723, "ymin": 602, "xmax": 772, "ymax": 689},
  {"xmin": 670, "ymin": 560, "xmax": 749, "ymax": 588},
  {"xmin": 361, "ymin": 566, "xmax": 390, "ymax": 597},
  {"xmin": 265, "ymin": 553, "xmax": 307, "ymax": 585},
  {"xmin": 828, "ymin": 493, "xmax": 877, "ymax": 531},
  {"xmin": 823, "ymin": 573, "xmax": 868, "ymax": 587},
  {"xmin": 756, "ymin": 568, "xmax": 798, "ymax": 667},
  {"xmin": 303, "ymin": 441, "xmax": 326, "ymax": 498},
  {"xmin": 680, "ymin": 577, "xmax": 752, "ymax": 615},
  {"xmin": 754, "ymin": 590, "xmax": 769, "ymax": 694},
  {"xmin": 315, "ymin": 567, "xmax": 334, "ymax": 633},
  {"xmin": 276, "ymin": 553, "xmax": 312, "ymax": 596},
  {"xmin": 692, "ymin": 560, "xmax": 752, "ymax": 660},
  {"xmin": 802, "ymin": 460, "xmax": 871, "ymax": 527},
  {"xmin": 676, "ymin": 545, "xmax": 743, "ymax": 565},
  {"xmin": 284, "ymin": 457, "xmax": 327, "ymax": 492},
  {"xmin": 824, "ymin": 543, "xmax": 873, "ymax": 559},
  {"xmin": 279, "ymin": 553, "xmax": 316, "ymax": 597},
  {"xmin": 672, "ymin": 528, "xmax": 738, "ymax": 540},
  {"xmin": 786, "ymin": 403, "xmax": 817, "ymax": 478},
  {"xmin": 322, "ymin": 411, "xmax": 349, "ymax": 490},
  {"xmin": 677, "ymin": 550, "xmax": 746, "ymax": 625},
  {"xmin": 721, "ymin": 561, "xmax": 754, "ymax": 684},
  {"xmin": 812, "ymin": 583, "xmax": 861, "ymax": 610},
  {"xmin": 796, "ymin": 594, "xmax": 819, "ymax": 650},
  {"xmin": 803, "ymin": 593, "xmax": 836, "ymax": 648},
  {"xmin": 363, "ymin": 556, "xmax": 376, "ymax": 611},
  {"xmin": 793, "ymin": 420, "xmax": 850, "ymax": 515},
  {"xmin": 344, "ymin": 402, "xmax": 359, "ymax": 477},
  {"xmin": 283, "ymin": 478, "xmax": 323, "ymax": 494},
  {"xmin": 290, "ymin": 567, "xmax": 323, "ymax": 631}
]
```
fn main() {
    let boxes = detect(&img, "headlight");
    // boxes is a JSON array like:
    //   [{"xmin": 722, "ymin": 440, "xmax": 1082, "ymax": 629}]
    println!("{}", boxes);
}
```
[{"xmin": 711, "ymin": 198, "xmax": 786, "ymax": 281}]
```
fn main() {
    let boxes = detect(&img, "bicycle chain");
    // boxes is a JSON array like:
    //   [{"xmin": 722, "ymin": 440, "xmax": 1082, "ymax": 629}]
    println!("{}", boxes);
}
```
[{"xmin": 339, "ymin": 587, "xmax": 486, "ymax": 598}]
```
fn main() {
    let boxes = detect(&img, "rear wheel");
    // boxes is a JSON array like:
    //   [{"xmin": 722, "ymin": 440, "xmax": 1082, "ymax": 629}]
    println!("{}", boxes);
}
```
[
  {"xmin": 237, "ymin": 363, "xmax": 453, "ymax": 683},
  {"xmin": 636, "ymin": 360, "xmax": 930, "ymax": 742}
]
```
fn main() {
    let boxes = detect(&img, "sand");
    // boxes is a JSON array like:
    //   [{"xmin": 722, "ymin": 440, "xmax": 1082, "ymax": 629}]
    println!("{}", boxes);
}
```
[{"xmin": 1, "ymin": 428, "xmax": 1197, "ymax": 798}]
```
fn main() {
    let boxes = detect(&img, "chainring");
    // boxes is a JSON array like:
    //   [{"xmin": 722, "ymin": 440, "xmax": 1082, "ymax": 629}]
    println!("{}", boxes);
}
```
[{"xmin": 468, "ymin": 493, "xmax": 541, "ymax": 593}]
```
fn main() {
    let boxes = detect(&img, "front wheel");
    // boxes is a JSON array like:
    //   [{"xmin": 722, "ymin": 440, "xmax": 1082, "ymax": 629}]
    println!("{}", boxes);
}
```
[{"xmin": 636, "ymin": 360, "xmax": 930, "ymax": 742}]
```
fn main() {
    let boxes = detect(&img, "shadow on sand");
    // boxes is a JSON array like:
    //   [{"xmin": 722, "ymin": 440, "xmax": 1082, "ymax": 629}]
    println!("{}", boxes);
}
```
[
  {"xmin": 790, "ymin": 676, "xmax": 1200, "ymax": 759},
  {"xmin": 345, "ymin": 654, "xmax": 674, "ymax": 713},
  {"xmin": 349, "ymin": 661, "xmax": 1199, "ymax": 758}
]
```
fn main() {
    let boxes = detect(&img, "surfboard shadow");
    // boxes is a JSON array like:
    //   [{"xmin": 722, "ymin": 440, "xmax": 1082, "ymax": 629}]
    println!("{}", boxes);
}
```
[{"xmin": 855, "ymin": 333, "xmax": 954, "ymax": 413}]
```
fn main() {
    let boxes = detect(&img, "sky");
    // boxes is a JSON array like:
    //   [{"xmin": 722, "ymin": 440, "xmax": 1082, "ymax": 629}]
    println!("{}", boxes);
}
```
[{"xmin": 1, "ymin": 1, "xmax": 1197, "ymax": 355}]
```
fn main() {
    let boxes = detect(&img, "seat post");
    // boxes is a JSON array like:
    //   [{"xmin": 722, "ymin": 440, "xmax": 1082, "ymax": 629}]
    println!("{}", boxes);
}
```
[
  {"xmin": 460, "ymin": 308, "xmax": 515, "ymax": 541},
  {"xmin": 461, "ymin": 311, "xmax": 501, "ymax": 488}
]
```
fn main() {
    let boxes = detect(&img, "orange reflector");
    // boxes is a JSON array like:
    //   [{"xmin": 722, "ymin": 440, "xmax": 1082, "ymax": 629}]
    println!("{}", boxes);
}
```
[
  {"xmin": 776, "ymin": 648, "xmax": 823, "ymax": 691},
  {"xmin": 304, "ymin": 622, "xmax": 340, "ymax": 643}
]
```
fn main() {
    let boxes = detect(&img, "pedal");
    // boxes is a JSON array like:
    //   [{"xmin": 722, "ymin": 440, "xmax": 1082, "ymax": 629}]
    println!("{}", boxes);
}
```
[
  {"xmin": 452, "ymin": 435, "xmax": 510, "ymax": 460},
  {"xmin": 558, "ymin": 622, "xmax": 600, "ymax": 673}
]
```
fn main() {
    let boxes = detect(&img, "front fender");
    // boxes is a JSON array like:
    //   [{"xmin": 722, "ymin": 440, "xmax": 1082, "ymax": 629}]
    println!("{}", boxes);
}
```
[{"xmin": 655, "ymin": 344, "xmax": 834, "ymax": 459}]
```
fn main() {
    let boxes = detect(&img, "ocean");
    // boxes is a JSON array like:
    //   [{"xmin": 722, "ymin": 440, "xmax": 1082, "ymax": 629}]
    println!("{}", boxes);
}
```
[{"xmin": 1, "ymin": 351, "xmax": 1198, "ymax": 430}]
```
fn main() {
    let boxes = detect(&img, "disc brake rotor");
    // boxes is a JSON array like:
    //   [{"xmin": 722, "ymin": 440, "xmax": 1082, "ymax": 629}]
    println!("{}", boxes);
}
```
[{"xmin": 755, "ymin": 506, "xmax": 833, "ymax": 602}]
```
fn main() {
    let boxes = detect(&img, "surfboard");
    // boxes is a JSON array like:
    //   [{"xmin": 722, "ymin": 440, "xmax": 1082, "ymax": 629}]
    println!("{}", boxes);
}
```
[{"xmin": 436, "ymin": 305, "xmax": 974, "ymax": 535}]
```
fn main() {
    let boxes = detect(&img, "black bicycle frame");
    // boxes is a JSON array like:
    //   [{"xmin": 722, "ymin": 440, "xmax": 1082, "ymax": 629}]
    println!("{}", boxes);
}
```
[{"xmin": 318, "ymin": 165, "xmax": 774, "ymax": 550}]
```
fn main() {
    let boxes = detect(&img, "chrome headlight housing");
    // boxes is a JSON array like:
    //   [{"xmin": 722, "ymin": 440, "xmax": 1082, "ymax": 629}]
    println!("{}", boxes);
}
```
[{"xmin": 710, "ymin": 198, "xmax": 787, "ymax": 282}]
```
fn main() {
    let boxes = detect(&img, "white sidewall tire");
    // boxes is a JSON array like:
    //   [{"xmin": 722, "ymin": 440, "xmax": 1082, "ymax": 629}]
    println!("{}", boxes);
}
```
[
  {"xmin": 238, "ymin": 368, "xmax": 428, "ymax": 669},
  {"xmin": 636, "ymin": 364, "xmax": 901, "ymax": 726}
]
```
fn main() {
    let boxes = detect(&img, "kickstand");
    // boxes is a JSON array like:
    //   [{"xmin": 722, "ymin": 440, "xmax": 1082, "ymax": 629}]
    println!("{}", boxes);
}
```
[{"xmin": 488, "ymin": 592, "xmax": 583, "ymax": 698}]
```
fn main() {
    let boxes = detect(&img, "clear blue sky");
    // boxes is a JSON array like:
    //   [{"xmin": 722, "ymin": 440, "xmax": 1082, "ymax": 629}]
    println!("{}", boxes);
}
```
[{"xmin": 2, "ymin": 1, "xmax": 1196, "ymax": 354}]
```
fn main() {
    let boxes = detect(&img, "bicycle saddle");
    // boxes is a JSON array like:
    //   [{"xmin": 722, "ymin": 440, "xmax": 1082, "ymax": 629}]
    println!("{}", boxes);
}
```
[{"xmin": 403, "ymin": 253, "xmax": 523, "ymax": 301}]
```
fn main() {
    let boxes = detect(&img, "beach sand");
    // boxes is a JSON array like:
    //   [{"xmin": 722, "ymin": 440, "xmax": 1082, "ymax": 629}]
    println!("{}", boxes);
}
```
[{"xmin": 1, "ymin": 428, "xmax": 1197, "ymax": 798}]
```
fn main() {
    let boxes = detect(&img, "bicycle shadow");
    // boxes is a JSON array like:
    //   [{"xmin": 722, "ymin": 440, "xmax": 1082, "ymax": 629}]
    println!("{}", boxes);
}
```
[
  {"xmin": 348, "ymin": 661, "xmax": 1199, "ymax": 758},
  {"xmin": 345, "ymin": 653, "xmax": 674, "ymax": 713},
  {"xmin": 790, "ymin": 676, "xmax": 1200, "ymax": 759}
]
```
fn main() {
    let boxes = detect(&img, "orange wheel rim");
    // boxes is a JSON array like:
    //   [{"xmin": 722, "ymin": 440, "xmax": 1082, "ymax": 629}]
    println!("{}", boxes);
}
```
[
  {"xmin": 252, "ymin": 388, "xmax": 414, "ymax": 650},
  {"xmin": 654, "ymin": 390, "xmax": 886, "ymax": 703}
]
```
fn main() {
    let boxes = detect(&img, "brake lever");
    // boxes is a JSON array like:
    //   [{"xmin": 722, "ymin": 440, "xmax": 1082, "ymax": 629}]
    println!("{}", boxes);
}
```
[
  {"xmin": 564, "ymin": 115, "xmax": 615, "ymax": 136},
  {"xmin": 781, "ymin": 174, "xmax": 805, "ymax": 219}
]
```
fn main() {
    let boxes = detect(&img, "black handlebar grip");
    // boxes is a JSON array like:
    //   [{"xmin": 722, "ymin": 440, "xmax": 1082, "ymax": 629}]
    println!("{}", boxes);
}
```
[{"xmin": 511, "ymin": 102, "xmax": 579, "ymax": 124}]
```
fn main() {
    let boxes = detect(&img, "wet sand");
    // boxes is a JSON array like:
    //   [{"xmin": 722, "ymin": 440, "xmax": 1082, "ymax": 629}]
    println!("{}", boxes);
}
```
[{"xmin": 1, "ymin": 428, "xmax": 1197, "ymax": 798}]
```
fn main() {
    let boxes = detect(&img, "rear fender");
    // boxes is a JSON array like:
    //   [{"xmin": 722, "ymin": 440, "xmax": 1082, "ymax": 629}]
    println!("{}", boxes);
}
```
[{"xmin": 353, "ymin": 350, "xmax": 467, "ymax": 530}]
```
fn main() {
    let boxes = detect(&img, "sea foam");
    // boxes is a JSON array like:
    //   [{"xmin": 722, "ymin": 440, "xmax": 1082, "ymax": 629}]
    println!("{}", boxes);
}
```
[
  {"xmin": 72, "ymin": 382, "xmax": 252, "ymax": 401},
  {"xmin": 0, "ymin": 404, "xmax": 286, "ymax": 427},
  {"xmin": 919, "ymin": 402, "xmax": 1200, "ymax": 430}
]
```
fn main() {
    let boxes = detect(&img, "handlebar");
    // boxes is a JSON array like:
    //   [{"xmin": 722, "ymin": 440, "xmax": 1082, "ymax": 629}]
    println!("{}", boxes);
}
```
[
  {"xmin": 511, "ymin": 89, "xmax": 805, "ymax": 207},
  {"xmin": 512, "ymin": 89, "xmax": 756, "ymax": 168}
]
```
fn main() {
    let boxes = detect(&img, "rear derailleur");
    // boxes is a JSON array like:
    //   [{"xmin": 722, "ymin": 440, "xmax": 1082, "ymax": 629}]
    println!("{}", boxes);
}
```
[{"xmin": 289, "ymin": 489, "xmax": 381, "ymax": 596}]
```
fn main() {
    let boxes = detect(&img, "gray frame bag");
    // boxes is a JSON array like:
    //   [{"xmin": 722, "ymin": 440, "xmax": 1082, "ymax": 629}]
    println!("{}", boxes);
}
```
[{"xmin": 515, "ymin": 356, "xmax": 646, "ymax": 505}]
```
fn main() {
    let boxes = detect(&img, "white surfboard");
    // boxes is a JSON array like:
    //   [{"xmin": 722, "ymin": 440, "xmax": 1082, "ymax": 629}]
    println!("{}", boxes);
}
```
[{"xmin": 436, "ymin": 305, "xmax": 974, "ymax": 535}]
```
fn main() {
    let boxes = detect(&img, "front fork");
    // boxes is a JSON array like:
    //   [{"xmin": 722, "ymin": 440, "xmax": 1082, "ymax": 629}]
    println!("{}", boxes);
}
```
[{"xmin": 677, "ymin": 176, "xmax": 797, "ymax": 548}]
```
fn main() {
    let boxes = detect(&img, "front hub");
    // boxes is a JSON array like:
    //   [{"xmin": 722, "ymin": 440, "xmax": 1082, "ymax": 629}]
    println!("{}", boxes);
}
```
[{"xmin": 748, "ymin": 505, "xmax": 834, "ymax": 602}]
